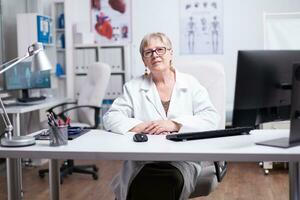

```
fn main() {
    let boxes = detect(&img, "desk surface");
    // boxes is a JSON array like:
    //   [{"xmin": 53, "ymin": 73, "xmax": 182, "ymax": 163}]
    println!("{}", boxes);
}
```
[
  {"xmin": 2, "ymin": 97, "xmax": 68, "ymax": 114},
  {"xmin": 0, "ymin": 129, "xmax": 299, "ymax": 162}
]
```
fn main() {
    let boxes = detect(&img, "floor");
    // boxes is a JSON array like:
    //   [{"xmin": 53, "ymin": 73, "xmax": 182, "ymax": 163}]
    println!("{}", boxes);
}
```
[{"xmin": 0, "ymin": 161, "xmax": 288, "ymax": 200}]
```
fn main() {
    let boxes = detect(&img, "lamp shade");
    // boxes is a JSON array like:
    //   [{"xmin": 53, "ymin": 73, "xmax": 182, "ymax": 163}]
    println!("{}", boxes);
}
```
[{"xmin": 30, "ymin": 42, "xmax": 52, "ymax": 71}]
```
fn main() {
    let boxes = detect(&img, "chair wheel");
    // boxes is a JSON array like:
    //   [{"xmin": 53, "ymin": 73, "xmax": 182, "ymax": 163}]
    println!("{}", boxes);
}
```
[
  {"xmin": 93, "ymin": 166, "xmax": 99, "ymax": 172},
  {"xmin": 93, "ymin": 174, "xmax": 98, "ymax": 180},
  {"xmin": 39, "ymin": 172, "xmax": 45, "ymax": 178},
  {"xmin": 264, "ymin": 169, "xmax": 269, "ymax": 175}
]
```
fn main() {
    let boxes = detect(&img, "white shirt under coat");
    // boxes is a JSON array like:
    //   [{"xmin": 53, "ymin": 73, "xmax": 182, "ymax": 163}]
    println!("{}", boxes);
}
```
[{"xmin": 103, "ymin": 69, "xmax": 220, "ymax": 200}]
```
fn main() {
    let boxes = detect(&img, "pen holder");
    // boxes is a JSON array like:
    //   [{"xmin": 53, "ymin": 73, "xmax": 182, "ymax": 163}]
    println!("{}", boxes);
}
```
[{"xmin": 49, "ymin": 125, "xmax": 68, "ymax": 146}]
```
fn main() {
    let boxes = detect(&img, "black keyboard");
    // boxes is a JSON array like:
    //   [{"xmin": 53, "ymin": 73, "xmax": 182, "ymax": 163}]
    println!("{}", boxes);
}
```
[
  {"xmin": 166, "ymin": 127, "xmax": 254, "ymax": 141},
  {"xmin": 17, "ymin": 96, "xmax": 46, "ymax": 103}
]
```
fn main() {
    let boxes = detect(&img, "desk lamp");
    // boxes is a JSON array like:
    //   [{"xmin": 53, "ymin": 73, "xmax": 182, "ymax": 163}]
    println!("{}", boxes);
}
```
[{"xmin": 0, "ymin": 42, "xmax": 52, "ymax": 147}]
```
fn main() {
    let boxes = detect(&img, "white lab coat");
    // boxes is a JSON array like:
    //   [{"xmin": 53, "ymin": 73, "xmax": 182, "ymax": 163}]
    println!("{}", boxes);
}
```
[{"xmin": 103, "ymin": 70, "xmax": 220, "ymax": 200}]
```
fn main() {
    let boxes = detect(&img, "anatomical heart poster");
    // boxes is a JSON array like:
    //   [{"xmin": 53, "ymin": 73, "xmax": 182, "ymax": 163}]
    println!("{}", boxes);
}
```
[{"xmin": 91, "ymin": 0, "xmax": 131, "ymax": 45}]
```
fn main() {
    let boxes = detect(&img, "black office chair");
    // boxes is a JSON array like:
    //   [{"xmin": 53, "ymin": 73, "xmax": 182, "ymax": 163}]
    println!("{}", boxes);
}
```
[
  {"xmin": 38, "ymin": 101, "xmax": 100, "ymax": 182},
  {"xmin": 38, "ymin": 62, "xmax": 111, "ymax": 182}
]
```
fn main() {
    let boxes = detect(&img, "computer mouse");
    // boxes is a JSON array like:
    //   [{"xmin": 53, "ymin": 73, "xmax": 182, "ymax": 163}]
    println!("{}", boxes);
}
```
[{"xmin": 133, "ymin": 133, "xmax": 148, "ymax": 142}]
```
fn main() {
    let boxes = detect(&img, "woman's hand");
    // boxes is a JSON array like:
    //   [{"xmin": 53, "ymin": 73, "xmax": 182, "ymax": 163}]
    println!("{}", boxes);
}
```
[
  {"xmin": 129, "ymin": 122, "xmax": 152, "ymax": 133},
  {"xmin": 130, "ymin": 120, "xmax": 181, "ymax": 135},
  {"xmin": 143, "ymin": 120, "xmax": 182, "ymax": 135}
]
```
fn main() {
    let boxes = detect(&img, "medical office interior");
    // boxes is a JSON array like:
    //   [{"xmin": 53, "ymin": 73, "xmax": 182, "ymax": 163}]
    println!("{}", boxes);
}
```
[{"xmin": 0, "ymin": 0, "xmax": 300, "ymax": 199}]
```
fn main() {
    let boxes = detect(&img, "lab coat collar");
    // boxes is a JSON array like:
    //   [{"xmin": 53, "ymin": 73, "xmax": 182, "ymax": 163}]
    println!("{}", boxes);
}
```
[
  {"xmin": 139, "ymin": 69, "xmax": 188, "ymax": 119},
  {"xmin": 140, "ymin": 69, "xmax": 188, "ymax": 91},
  {"xmin": 174, "ymin": 70, "xmax": 189, "ymax": 90}
]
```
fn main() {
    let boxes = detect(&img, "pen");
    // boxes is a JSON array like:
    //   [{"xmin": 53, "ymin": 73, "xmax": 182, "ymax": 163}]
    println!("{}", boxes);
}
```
[
  {"xmin": 66, "ymin": 117, "xmax": 71, "ymax": 126},
  {"xmin": 58, "ymin": 119, "xmax": 63, "ymax": 126}
]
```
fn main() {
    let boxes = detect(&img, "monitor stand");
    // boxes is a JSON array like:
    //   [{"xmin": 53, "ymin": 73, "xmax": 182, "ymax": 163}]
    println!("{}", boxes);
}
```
[
  {"xmin": 256, "ymin": 64, "xmax": 300, "ymax": 149},
  {"xmin": 17, "ymin": 89, "xmax": 46, "ymax": 103},
  {"xmin": 256, "ymin": 137, "xmax": 300, "ymax": 148}
]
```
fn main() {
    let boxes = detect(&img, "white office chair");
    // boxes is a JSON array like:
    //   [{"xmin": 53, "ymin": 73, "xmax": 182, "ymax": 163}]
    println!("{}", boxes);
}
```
[
  {"xmin": 48, "ymin": 62, "xmax": 111, "ymax": 128},
  {"xmin": 39, "ymin": 62, "xmax": 111, "ymax": 181},
  {"xmin": 175, "ymin": 59, "xmax": 226, "ymax": 197},
  {"xmin": 74, "ymin": 62, "xmax": 111, "ymax": 127}
]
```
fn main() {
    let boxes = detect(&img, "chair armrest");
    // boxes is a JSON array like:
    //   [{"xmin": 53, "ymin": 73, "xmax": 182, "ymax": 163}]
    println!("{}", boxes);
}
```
[
  {"xmin": 57, "ymin": 105, "xmax": 101, "ymax": 129},
  {"xmin": 47, "ymin": 101, "xmax": 77, "ymax": 114},
  {"xmin": 57, "ymin": 105, "xmax": 100, "ymax": 115},
  {"xmin": 214, "ymin": 161, "xmax": 228, "ymax": 182}
]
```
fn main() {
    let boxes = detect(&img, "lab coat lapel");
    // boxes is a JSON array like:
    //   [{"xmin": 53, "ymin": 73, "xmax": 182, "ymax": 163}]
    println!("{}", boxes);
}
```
[
  {"xmin": 141, "ymin": 75, "xmax": 167, "ymax": 119},
  {"xmin": 167, "ymin": 71, "xmax": 189, "ymax": 118}
]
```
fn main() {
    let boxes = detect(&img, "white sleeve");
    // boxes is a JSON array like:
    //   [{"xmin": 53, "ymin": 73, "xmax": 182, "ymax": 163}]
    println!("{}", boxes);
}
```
[
  {"xmin": 103, "ymin": 84, "xmax": 143, "ymax": 134},
  {"xmin": 172, "ymin": 78, "xmax": 220, "ymax": 133}
]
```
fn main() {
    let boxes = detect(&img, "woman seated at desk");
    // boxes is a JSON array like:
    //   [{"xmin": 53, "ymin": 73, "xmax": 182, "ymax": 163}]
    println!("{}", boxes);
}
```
[{"xmin": 103, "ymin": 32, "xmax": 220, "ymax": 200}]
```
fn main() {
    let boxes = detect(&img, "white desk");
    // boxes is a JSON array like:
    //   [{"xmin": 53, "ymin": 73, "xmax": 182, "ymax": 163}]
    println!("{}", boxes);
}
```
[
  {"xmin": 1, "ymin": 129, "xmax": 300, "ymax": 200},
  {"xmin": 0, "ymin": 97, "xmax": 68, "ymax": 200}
]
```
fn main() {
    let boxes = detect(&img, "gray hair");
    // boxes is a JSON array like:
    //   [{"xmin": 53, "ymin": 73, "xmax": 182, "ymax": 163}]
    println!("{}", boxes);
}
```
[{"xmin": 139, "ymin": 32, "xmax": 172, "ymax": 56}]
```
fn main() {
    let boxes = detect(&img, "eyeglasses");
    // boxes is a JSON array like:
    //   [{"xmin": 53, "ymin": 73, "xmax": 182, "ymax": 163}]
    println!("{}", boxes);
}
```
[{"xmin": 142, "ymin": 47, "xmax": 171, "ymax": 58}]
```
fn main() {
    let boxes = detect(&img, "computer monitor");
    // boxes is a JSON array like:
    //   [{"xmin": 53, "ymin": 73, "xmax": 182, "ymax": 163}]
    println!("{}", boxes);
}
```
[
  {"xmin": 4, "ymin": 61, "xmax": 51, "ymax": 100},
  {"xmin": 232, "ymin": 50, "xmax": 300, "ymax": 148}
]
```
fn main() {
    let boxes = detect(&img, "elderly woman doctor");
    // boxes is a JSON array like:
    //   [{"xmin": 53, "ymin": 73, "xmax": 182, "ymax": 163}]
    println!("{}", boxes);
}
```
[{"xmin": 103, "ymin": 32, "xmax": 219, "ymax": 200}]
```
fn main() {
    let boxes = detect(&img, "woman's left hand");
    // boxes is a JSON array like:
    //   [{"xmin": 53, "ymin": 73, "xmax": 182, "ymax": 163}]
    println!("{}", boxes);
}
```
[{"xmin": 143, "ymin": 120, "xmax": 181, "ymax": 135}]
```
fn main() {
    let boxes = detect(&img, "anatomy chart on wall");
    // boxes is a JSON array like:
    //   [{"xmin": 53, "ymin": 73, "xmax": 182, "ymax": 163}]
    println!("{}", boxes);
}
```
[
  {"xmin": 91, "ymin": 0, "xmax": 131, "ymax": 45},
  {"xmin": 180, "ymin": 0, "xmax": 223, "ymax": 55}
]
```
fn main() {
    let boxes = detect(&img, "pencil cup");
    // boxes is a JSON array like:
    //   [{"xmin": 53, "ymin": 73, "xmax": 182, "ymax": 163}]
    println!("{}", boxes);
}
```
[{"xmin": 49, "ymin": 125, "xmax": 68, "ymax": 146}]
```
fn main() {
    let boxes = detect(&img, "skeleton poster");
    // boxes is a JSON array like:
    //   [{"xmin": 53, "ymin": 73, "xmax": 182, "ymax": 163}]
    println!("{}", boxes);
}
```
[
  {"xmin": 180, "ymin": 0, "xmax": 223, "ymax": 55},
  {"xmin": 91, "ymin": 0, "xmax": 131, "ymax": 44}
]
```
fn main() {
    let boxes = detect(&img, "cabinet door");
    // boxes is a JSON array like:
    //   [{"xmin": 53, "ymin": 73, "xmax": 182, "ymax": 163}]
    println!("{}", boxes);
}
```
[
  {"xmin": 98, "ymin": 47, "xmax": 124, "ymax": 73},
  {"xmin": 105, "ymin": 74, "xmax": 124, "ymax": 99},
  {"xmin": 74, "ymin": 48, "xmax": 97, "ymax": 74}
]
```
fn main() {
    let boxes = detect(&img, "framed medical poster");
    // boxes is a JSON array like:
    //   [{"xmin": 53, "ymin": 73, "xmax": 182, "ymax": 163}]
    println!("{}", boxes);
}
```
[
  {"xmin": 91, "ymin": 0, "xmax": 131, "ymax": 45},
  {"xmin": 179, "ymin": 0, "xmax": 223, "ymax": 55},
  {"xmin": 264, "ymin": 12, "xmax": 300, "ymax": 50}
]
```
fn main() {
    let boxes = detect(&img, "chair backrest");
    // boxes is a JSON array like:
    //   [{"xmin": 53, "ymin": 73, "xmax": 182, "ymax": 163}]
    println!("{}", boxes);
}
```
[
  {"xmin": 77, "ymin": 62, "xmax": 111, "ymax": 126},
  {"xmin": 175, "ymin": 60, "xmax": 226, "ymax": 197},
  {"xmin": 175, "ymin": 59, "xmax": 226, "ymax": 129}
]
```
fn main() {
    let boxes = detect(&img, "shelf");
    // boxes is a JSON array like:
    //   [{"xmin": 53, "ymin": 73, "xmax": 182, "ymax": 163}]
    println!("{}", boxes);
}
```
[
  {"xmin": 56, "ymin": 28, "xmax": 65, "ymax": 32},
  {"xmin": 74, "ymin": 44, "xmax": 99, "ymax": 48},
  {"xmin": 56, "ymin": 48, "xmax": 65, "ymax": 52},
  {"xmin": 51, "ymin": 71, "xmax": 66, "ymax": 79},
  {"xmin": 74, "ymin": 44, "xmax": 125, "ymax": 48},
  {"xmin": 57, "ymin": 75, "xmax": 66, "ymax": 79},
  {"xmin": 112, "ymin": 71, "xmax": 125, "ymax": 74},
  {"xmin": 43, "ymin": 43, "xmax": 55, "ymax": 47}
]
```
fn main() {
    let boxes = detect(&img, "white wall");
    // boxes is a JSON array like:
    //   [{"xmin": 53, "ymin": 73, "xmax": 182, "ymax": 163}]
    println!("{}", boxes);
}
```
[
  {"xmin": 0, "ymin": 0, "xmax": 28, "ymax": 61},
  {"xmin": 131, "ymin": 0, "xmax": 300, "ymax": 120}
]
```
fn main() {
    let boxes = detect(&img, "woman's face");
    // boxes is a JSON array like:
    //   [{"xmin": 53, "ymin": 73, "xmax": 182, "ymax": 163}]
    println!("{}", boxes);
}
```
[{"xmin": 142, "ymin": 37, "xmax": 173, "ymax": 73}]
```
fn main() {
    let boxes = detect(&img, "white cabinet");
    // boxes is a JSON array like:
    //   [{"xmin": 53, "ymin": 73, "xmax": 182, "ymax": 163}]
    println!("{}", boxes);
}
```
[
  {"xmin": 74, "ymin": 45, "xmax": 128, "ymax": 102},
  {"xmin": 51, "ymin": 0, "xmax": 67, "ymax": 97},
  {"xmin": 98, "ymin": 47, "xmax": 124, "ymax": 73},
  {"xmin": 52, "ymin": 0, "xmax": 65, "ymax": 71}
]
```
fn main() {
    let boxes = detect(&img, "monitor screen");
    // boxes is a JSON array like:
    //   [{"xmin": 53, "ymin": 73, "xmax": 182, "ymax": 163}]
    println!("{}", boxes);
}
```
[
  {"xmin": 232, "ymin": 50, "xmax": 300, "ymax": 127},
  {"xmin": 4, "ymin": 61, "xmax": 51, "ymax": 90}
]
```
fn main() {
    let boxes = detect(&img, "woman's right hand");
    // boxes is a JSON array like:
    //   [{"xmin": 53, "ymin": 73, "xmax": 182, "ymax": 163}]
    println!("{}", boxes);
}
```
[{"xmin": 129, "ymin": 122, "xmax": 152, "ymax": 133}]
